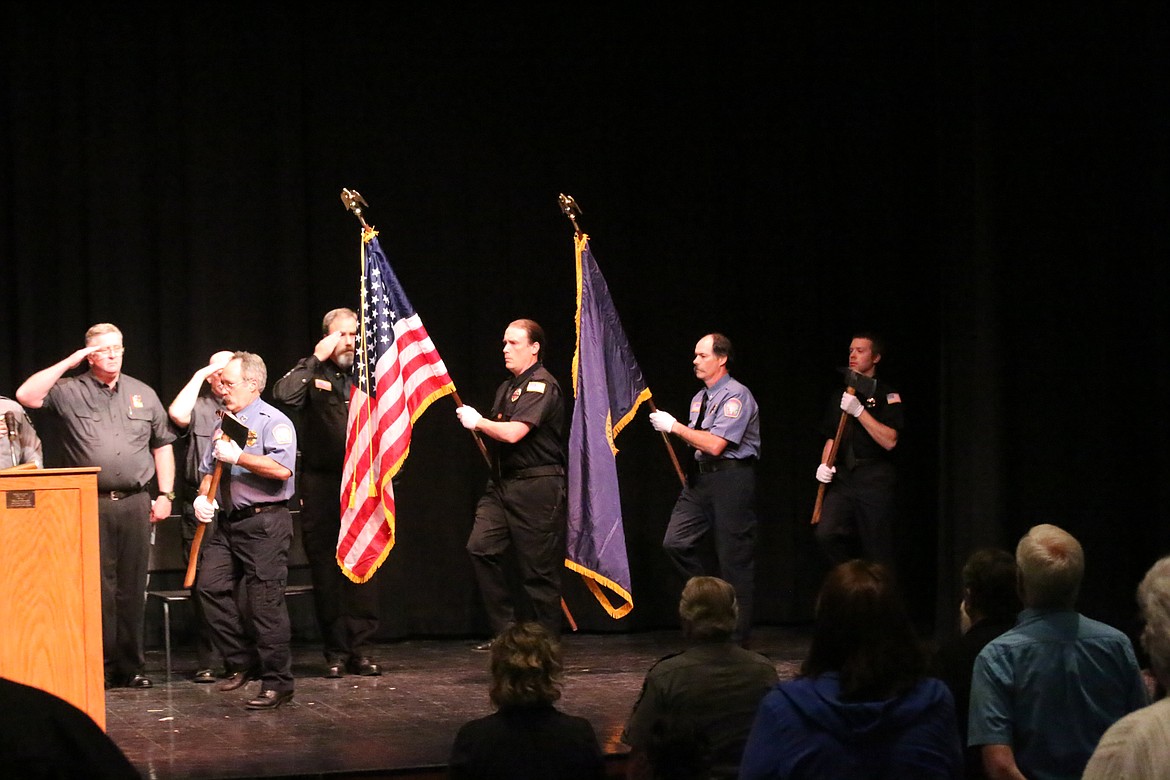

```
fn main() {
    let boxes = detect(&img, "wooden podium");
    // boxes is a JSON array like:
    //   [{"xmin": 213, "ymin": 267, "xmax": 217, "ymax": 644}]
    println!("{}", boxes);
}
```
[{"xmin": 0, "ymin": 466, "xmax": 106, "ymax": 729}]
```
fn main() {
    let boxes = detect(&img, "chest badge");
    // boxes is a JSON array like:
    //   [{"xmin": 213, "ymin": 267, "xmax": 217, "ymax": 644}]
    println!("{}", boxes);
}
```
[
  {"xmin": 131, "ymin": 394, "xmax": 144, "ymax": 409},
  {"xmin": 314, "ymin": 378, "xmax": 332, "ymax": 391},
  {"xmin": 246, "ymin": 429, "xmax": 258, "ymax": 447},
  {"xmin": 510, "ymin": 387, "xmax": 522, "ymax": 403}
]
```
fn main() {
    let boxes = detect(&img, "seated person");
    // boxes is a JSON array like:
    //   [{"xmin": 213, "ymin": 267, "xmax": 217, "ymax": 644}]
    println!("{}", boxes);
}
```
[
  {"xmin": 623, "ymin": 576, "xmax": 778, "ymax": 780},
  {"xmin": 1084, "ymin": 554, "xmax": 1170, "ymax": 779},
  {"xmin": 447, "ymin": 622, "xmax": 604, "ymax": 780},
  {"xmin": 739, "ymin": 560, "xmax": 962, "ymax": 779},
  {"xmin": 969, "ymin": 524, "xmax": 1147, "ymax": 779},
  {"xmin": 929, "ymin": 548, "xmax": 1020, "ymax": 778},
  {"xmin": 0, "ymin": 676, "xmax": 140, "ymax": 778}
]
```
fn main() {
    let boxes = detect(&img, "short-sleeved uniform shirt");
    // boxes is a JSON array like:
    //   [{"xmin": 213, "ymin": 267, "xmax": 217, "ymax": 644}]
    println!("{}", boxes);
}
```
[
  {"xmin": 43, "ymin": 372, "xmax": 175, "ymax": 491},
  {"xmin": 488, "ymin": 362, "xmax": 565, "ymax": 475},
  {"xmin": 689, "ymin": 375, "xmax": 761, "ymax": 463},
  {"xmin": 199, "ymin": 396, "xmax": 297, "ymax": 511},
  {"xmin": 820, "ymin": 375, "xmax": 903, "ymax": 462}
]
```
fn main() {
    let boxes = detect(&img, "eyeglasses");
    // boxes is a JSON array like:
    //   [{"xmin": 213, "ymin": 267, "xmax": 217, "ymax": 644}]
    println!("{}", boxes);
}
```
[
  {"xmin": 91, "ymin": 346, "xmax": 125, "ymax": 357},
  {"xmin": 219, "ymin": 377, "xmax": 254, "ymax": 390}
]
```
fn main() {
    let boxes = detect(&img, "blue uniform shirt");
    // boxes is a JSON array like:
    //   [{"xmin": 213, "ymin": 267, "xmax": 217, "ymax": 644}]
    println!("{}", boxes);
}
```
[
  {"xmin": 199, "ymin": 396, "xmax": 297, "ymax": 510},
  {"xmin": 689, "ymin": 374, "xmax": 761, "ymax": 462}
]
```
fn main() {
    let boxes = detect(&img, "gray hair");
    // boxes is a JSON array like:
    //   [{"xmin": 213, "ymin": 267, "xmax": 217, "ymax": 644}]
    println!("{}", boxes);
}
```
[
  {"xmin": 85, "ymin": 323, "xmax": 122, "ymax": 343},
  {"xmin": 1016, "ymin": 524, "xmax": 1084, "ymax": 610},
  {"xmin": 1138, "ymin": 556, "xmax": 1170, "ymax": 683},
  {"xmin": 679, "ymin": 576, "xmax": 738, "ymax": 640},
  {"xmin": 233, "ymin": 351, "xmax": 268, "ymax": 393},
  {"xmin": 322, "ymin": 308, "xmax": 358, "ymax": 334}
]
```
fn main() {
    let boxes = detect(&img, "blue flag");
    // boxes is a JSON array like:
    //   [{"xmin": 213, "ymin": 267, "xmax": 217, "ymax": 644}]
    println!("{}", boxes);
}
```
[{"xmin": 566, "ymin": 234, "xmax": 651, "ymax": 618}]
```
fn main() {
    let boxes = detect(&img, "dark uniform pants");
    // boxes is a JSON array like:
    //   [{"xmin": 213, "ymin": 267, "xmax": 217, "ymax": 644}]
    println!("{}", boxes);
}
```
[
  {"xmin": 814, "ymin": 460, "xmax": 896, "ymax": 568},
  {"xmin": 466, "ymin": 474, "xmax": 566, "ymax": 636},
  {"xmin": 300, "ymin": 470, "xmax": 379, "ymax": 662},
  {"xmin": 197, "ymin": 506, "xmax": 294, "ymax": 693},
  {"xmin": 97, "ymin": 491, "xmax": 151, "ymax": 680},
  {"xmin": 662, "ymin": 467, "xmax": 757, "ymax": 641}
]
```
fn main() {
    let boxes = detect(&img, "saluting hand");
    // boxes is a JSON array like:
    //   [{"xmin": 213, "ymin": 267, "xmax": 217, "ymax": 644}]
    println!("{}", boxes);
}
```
[
  {"xmin": 68, "ymin": 345, "xmax": 100, "ymax": 368},
  {"xmin": 313, "ymin": 330, "xmax": 344, "ymax": 362}
]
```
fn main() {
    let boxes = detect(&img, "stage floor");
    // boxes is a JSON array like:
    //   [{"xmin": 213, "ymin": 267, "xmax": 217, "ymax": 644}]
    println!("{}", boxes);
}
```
[{"xmin": 105, "ymin": 626, "xmax": 811, "ymax": 779}]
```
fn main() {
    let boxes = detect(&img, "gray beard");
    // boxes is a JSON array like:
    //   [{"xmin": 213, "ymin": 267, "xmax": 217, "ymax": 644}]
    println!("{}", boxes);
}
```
[{"xmin": 334, "ymin": 352, "xmax": 355, "ymax": 370}]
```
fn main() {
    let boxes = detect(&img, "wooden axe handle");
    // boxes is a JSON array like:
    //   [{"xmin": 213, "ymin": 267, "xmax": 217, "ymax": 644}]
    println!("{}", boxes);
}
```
[
  {"xmin": 810, "ymin": 388, "xmax": 856, "ymax": 525},
  {"xmin": 183, "ymin": 434, "xmax": 229, "ymax": 588},
  {"xmin": 183, "ymin": 524, "xmax": 205, "ymax": 588}
]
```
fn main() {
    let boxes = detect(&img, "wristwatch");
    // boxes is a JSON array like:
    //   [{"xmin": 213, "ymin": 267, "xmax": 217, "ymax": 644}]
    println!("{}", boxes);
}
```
[{"xmin": 160, "ymin": 490, "xmax": 177, "ymax": 501}]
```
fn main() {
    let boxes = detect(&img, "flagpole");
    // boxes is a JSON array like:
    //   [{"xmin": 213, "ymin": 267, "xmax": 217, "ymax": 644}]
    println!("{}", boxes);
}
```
[
  {"xmin": 341, "ymin": 189, "xmax": 491, "ymax": 469},
  {"xmin": 559, "ymin": 194, "xmax": 687, "ymax": 488}
]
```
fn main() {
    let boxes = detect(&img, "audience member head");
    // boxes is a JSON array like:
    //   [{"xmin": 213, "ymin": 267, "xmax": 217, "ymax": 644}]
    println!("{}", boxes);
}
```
[
  {"xmin": 1016, "ymin": 524, "xmax": 1084, "ymax": 610},
  {"xmin": 1137, "ymin": 555, "xmax": 1170, "ymax": 690},
  {"xmin": 961, "ymin": 548, "xmax": 1021, "ymax": 629},
  {"xmin": 803, "ymin": 559, "xmax": 926, "ymax": 701},
  {"xmin": 488, "ymin": 622, "xmax": 562, "ymax": 709},
  {"xmin": 679, "ymin": 576, "xmax": 739, "ymax": 641}
]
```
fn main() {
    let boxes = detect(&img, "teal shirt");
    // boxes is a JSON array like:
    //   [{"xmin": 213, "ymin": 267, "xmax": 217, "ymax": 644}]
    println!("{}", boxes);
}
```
[{"xmin": 968, "ymin": 608, "xmax": 1148, "ymax": 780}]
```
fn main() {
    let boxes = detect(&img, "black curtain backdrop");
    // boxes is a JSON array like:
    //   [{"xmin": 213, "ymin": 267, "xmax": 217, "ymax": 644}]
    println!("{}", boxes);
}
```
[{"xmin": 3, "ymin": 6, "xmax": 1168, "ymax": 643}]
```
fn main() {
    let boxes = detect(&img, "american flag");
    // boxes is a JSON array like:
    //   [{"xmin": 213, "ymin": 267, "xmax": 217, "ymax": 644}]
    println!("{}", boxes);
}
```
[{"xmin": 338, "ymin": 229, "xmax": 455, "ymax": 583}]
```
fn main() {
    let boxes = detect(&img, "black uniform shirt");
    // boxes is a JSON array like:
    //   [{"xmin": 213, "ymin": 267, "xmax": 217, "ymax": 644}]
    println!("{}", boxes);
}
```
[
  {"xmin": 272, "ymin": 355, "xmax": 351, "ymax": 474},
  {"xmin": 820, "ymin": 376, "xmax": 904, "ymax": 462},
  {"xmin": 489, "ymin": 362, "xmax": 566, "ymax": 475},
  {"xmin": 44, "ymin": 371, "xmax": 175, "ymax": 491},
  {"xmin": 176, "ymin": 390, "xmax": 225, "ymax": 492}
]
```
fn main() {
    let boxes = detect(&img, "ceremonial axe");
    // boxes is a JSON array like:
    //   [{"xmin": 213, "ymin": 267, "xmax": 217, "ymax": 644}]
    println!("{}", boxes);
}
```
[
  {"xmin": 184, "ymin": 411, "xmax": 250, "ymax": 588},
  {"xmin": 810, "ymin": 368, "xmax": 878, "ymax": 525}
]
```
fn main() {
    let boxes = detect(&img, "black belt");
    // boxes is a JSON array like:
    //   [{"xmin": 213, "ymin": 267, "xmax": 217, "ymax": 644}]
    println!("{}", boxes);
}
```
[
  {"xmin": 500, "ymin": 465, "xmax": 565, "ymax": 480},
  {"xmin": 695, "ymin": 458, "xmax": 756, "ymax": 475},
  {"xmin": 228, "ymin": 501, "xmax": 288, "ymax": 519},
  {"xmin": 102, "ymin": 487, "xmax": 145, "ymax": 500}
]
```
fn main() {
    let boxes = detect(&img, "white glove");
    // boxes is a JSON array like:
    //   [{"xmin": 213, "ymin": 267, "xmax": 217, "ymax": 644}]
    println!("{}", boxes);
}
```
[
  {"xmin": 841, "ymin": 392, "xmax": 864, "ymax": 418},
  {"xmin": 456, "ymin": 405, "xmax": 482, "ymax": 431},
  {"xmin": 649, "ymin": 410, "xmax": 677, "ymax": 433},
  {"xmin": 193, "ymin": 494, "xmax": 219, "ymax": 524},
  {"xmin": 214, "ymin": 438, "xmax": 243, "ymax": 464},
  {"xmin": 816, "ymin": 464, "xmax": 836, "ymax": 484}
]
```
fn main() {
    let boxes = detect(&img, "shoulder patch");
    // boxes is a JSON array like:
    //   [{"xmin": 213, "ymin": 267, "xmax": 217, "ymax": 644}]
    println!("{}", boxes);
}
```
[
  {"xmin": 272, "ymin": 423, "xmax": 294, "ymax": 446},
  {"xmin": 722, "ymin": 398, "xmax": 743, "ymax": 419},
  {"xmin": 314, "ymin": 378, "xmax": 332, "ymax": 391},
  {"xmin": 526, "ymin": 381, "xmax": 546, "ymax": 394},
  {"xmin": 886, "ymin": 392, "xmax": 902, "ymax": 404}
]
